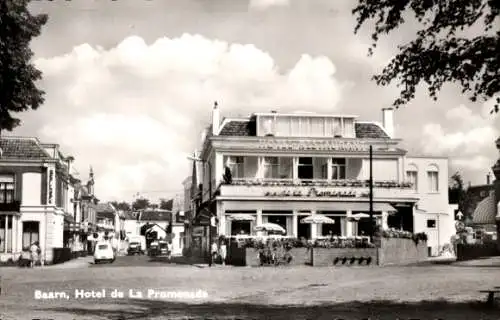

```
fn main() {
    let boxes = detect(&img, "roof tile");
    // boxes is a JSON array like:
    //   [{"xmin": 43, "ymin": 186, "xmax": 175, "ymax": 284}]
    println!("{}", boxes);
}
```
[{"xmin": 0, "ymin": 137, "xmax": 51, "ymax": 160}]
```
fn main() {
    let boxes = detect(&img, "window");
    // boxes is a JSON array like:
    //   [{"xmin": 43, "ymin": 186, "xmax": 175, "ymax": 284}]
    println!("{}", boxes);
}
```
[
  {"xmin": 331, "ymin": 158, "xmax": 346, "ymax": 180},
  {"xmin": 427, "ymin": 167, "xmax": 439, "ymax": 192},
  {"xmin": 0, "ymin": 216, "xmax": 13, "ymax": 252},
  {"xmin": 224, "ymin": 156, "xmax": 244, "ymax": 178},
  {"xmin": 298, "ymin": 157, "xmax": 313, "ymax": 180},
  {"xmin": 406, "ymin": 171, "xmax": 418, "ymax": 191},
  {"xmin": 427, "ymin": 219, "xmax": 436, "ymax": 228},
  {"xmin": 22, "ymin": 221, "xmax": 39, "ymax": 250},
  {"xmin": 0, "ymin": 175, "xmax": 15, "ymax": 203},
  {"xmin": 263, "ymin": 157, "xmax": 279, "ymax": 179}
]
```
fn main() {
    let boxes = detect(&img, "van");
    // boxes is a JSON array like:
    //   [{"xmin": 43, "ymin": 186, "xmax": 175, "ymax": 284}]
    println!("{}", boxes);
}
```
[{"xmin": 126, "ymin": 235, "xmax": 146, "ymax": 254}]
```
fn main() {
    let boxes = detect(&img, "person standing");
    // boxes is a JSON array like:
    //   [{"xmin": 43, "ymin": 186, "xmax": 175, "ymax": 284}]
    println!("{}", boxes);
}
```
[
  {"xmin": 211, "ymin": 240, "xmax": 218, "ymax": 265},
  {"xmin": 167, "ymin": 241, "xmax": 173, "ymax": 261},
  {"xmin": 219, "ymin": 239, "xmax": 227, "ymax": 266},
  {"xmin": 30, "ymin": 241, "xmax": 40, "ymax": 268}
]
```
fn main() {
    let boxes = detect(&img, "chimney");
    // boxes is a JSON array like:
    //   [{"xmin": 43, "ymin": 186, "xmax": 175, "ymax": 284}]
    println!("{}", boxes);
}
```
[
  {"xmin": 487, "ymin": 173, "xmax": 491, "ymax": 185},
  {"xmin": 212, "ymin": 101, "xmax": 220, "ymax": 135},
  {"xmin": 382, "ymin": 107, "xmax": 394, "ymax": 138}
]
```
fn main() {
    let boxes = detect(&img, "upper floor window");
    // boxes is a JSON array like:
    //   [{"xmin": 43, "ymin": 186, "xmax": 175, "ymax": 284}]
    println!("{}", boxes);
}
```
[
  {"xmin": 331, "ymin": 158, "xmax": 346, "ymax": 180},
  {"xmin": 224, "ymin": 156, "xmax": 244, "ymax": 179},
  {"xmin": 406, "ymin": 164, "xmax": 418, "ymax": 191},
  {"xmin": 0, "ymin": 175, "xmax": 15, "ymax": 204},
  {"xmin": 262, "ymin": 157, "xmax": 279, "ymax": 179},
  {"xmin": 298, "ymin": 157, "xmax": 313, "ymax": 180},
  {"xmin": 406, "ymin": 171, "xmax": 418, "ymax": 191},
  {"xmin": 427, "ymin": 165, "xmax": 439, "ymax": 192}
]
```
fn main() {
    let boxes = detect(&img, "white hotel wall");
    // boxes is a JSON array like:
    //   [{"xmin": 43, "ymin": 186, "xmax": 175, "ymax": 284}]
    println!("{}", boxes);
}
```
[{"xmin": 405, "ymin": 157, "xmax": 454, "ymax": 255}]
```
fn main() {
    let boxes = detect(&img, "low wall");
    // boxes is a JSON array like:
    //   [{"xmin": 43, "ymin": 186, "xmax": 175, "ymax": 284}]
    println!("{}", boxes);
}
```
[
  {"xmin": 244, "ymin": 248, "xmax": 309, "ymax": 267},
  {"xmin": 456, "ymin": 243, "xmax": 499, "ymax": 261},
  {"xmin": 311, "ymin": 248, "xmax": 378, "ymax": 267},
  {"xmin": 378, "ymin": 238, "xmax": 427, "ymax": 265}
]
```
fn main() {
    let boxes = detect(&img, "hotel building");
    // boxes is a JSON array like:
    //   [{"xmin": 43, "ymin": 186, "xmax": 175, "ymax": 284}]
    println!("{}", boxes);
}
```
[{"xmin": 191, "ymin": 104, "xmax": 456, "ymax": 256}]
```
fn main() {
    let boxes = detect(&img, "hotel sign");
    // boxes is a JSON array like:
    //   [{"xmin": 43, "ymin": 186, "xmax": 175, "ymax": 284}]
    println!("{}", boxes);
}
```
[
  {"xmin": 257, "ymin": 139, "xmax": 368, "ymax": 152},
  {"xmin": 264, "ymin": 187, "xmax": 369, "ymax": 198}
]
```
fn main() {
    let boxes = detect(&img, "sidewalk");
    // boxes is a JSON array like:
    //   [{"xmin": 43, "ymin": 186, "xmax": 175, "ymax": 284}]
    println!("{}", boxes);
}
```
[{"xmin": 45, "ymin": 256, "xmax": 93, "ymax": 269}]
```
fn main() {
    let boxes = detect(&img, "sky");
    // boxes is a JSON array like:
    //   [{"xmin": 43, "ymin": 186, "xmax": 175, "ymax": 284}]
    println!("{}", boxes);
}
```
[{"xmin": 12, "ymin": 0, "xmax": 500, "ymax": 202}]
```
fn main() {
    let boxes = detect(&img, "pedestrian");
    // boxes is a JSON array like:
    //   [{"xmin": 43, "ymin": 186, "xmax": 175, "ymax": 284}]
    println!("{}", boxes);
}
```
[
  {"xmin": 30, "ymin": 241, "xmax": 40, "ymax": 268},
  {"xmin": 219, "ymin": 239, "xmax": 227, "ymax": 266},
  {"xmin": 167, "ymin": 241, "xmax": 173, "ymax": 261},
  {"xmin": 211, "ymin": 239, "xmax": 218, "ymax": 264}
]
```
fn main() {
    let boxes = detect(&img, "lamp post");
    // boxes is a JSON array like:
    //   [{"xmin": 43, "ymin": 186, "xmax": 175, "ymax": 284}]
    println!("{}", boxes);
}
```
[
  {"xmin": 187, "ymin": 155, "xmax": 213, "ymax": 267},
  {"xmin": 369, "ymin": 145, "xmax": 374, "ymax": 243}
]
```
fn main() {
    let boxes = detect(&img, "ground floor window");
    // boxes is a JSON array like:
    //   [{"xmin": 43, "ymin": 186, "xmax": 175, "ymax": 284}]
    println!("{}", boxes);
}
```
[
  {"xmin": 320, "ymin": 216, "xmax": 342, "ymax": 236},
  {"xmin": 0, "ymin": 215, "xmax": 13, "ymax": 252},
  {"xmin": 297, "ymin": 215, "xmax": 311, "ymax": 239},
  {"xmin": 22, "ymin": 221, "xmax": 39, "ymax": 250},
  {"xmin": 231, "ymin": 221, "xmax": 251, "ymax": 235}
]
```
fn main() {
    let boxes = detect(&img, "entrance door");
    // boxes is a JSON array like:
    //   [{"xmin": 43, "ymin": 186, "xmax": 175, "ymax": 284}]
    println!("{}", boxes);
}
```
[
  {"xmin": 231, "ymin": 221, "xmax": 251, "ymax": 235},
  {"xmin": 297, "ymin": 216, "xmax": 310, "ymax": 239},
  {"xmin": 23, "ymin": 221, "xmax": 39, "ymax": 249}
]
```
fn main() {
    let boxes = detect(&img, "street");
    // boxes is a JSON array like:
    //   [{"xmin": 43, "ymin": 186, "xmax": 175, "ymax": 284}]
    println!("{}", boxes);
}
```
[
  {"xmin": 91, "ymin": 254, "xmax": 192, "ymax": 268},
  {"xmin": 1, "ymin": 259, "xmax": 500, "ymax": 320}
]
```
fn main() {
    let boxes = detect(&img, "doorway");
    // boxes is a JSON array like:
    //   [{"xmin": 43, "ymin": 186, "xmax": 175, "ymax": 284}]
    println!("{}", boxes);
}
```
[{"xmin": 22, "ymin": 221, "xmax": 39, "ymax": 249}]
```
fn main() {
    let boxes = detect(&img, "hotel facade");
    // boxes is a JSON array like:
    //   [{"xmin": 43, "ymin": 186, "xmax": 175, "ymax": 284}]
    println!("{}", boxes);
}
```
[{"xmin": 191, "ymin": 105, "xmax": 456, "ymax": 256}]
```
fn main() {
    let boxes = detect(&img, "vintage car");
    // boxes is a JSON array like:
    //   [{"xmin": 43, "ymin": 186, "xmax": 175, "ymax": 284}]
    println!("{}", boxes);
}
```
[
  {"xmin": 94, "ymin": 242, "xmax": 115, "ymax": 264},
  {"xmin": 127, "ymin": 241, "xmax": 142, "ymax": 255}
]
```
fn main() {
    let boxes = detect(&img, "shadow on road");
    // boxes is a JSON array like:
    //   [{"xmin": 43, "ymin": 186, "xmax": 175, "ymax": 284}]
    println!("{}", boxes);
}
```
[{"xmin": 38, "ymin": 299, "xmax": 499, "ymax": 319}]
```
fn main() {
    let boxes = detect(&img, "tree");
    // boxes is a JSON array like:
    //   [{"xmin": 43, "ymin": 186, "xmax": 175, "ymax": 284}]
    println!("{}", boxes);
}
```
[
  {"xmin": 159, "ymin": 198, "xmax": 173, "ymax": 211},
  {"xmin": 448, "ymin": 172, "xmax": 472, "ymax": 219},
  {"xmin": 132, "ymin": 198, "xmax": 150, "ymax": 211},
  {"xmin": 110, "ymin": 201, "xmax": 131, "ymax": 212},
  {"xmin": 0, "ymin": 0, "xmax": 48, "ymax": 133},
  {"xmin": 353, "ymin": 0, "xmax": 500, "ymax": 113}
]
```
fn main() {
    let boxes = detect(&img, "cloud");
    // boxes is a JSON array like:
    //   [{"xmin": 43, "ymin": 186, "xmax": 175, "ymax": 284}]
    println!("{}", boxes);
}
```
[
  {"xmin": 420, "ymin": 101, "xmax": 500, "ymax": 183},
  {"xmin": 30, "ymin": 34, "xmax": 344, "ymax": 201},
  {"xmin": 249, "ymin": 0, "xmax": 290, "ymax": 10}
]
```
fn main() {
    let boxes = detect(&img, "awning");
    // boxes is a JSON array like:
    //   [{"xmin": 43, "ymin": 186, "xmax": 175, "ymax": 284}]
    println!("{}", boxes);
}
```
[{"xmin": 472, "ymin": 195, "xmax": 497, "ymax": 225}]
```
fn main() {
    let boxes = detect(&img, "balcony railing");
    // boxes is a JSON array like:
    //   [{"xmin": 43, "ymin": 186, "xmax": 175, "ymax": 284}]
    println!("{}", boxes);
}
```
[
  {"xmin": 0, "ymin": 201, "xmax": 21, "ymax": 212},
  {"xmin": 226, "ymin": 178, "xmax": 413, "ymax": 189}
]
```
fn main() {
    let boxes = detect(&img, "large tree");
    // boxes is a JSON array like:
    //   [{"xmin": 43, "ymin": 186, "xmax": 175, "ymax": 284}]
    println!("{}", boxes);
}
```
[
  {"xmin": 353, "ymin": 0, "xmax": 500, "ymax": 113},
  {"xmin": 0, "ymin": 0, "xmax": 48, "ymax": 132},
  {"xmin": 132, "ymin": 198, "xmax": 150, "ymax": 211},
  {"xmin": 159, "ymin": 198, "xmax": 173, "ymax": 211},
  {"xmin": 448, "ymin": 172, "xmax": 472, "ymax": 220},
  {"xmin": 110, "ymin": 201, "xmax": 131, "ymax": 212}
]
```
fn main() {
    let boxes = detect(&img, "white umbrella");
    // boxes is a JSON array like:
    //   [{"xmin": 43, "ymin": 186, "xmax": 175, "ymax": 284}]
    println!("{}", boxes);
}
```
[
  {"xmin": 348, "ymin": 213, "xmax": 371, "ymax": 221},
  {"xmin": 300, "ymin": 214, "xmax": 335, "ymax": 224},
  {"xmin": 254, "ymin": 223, "xmax": 286, "ymax": 234},
  {"xmin": 228, "ymin": 214, "xmax": 256, "ymax": 222}
]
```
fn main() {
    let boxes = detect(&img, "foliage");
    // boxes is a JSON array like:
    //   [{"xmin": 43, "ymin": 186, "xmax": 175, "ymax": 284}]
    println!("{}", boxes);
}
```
[
  {"xmin": 110, "ymin": 201, "xmax": 131, "ymax": 212},
  {"xmin": 132, "ymin": 198, "xmax": 150, "ymax": 211},
  {"xmin": 159, "ymin": 199, "xmax": 173, "ymax": 210},
  {"xmin": 353, "ymin": 0, "xmax": 500, "ymax": 112},
  {"xmin": 230, "ymin": 236, "xmax": 375, "ymax": 249},
  {"xmin": 448, "ymin": 172, "xmax": 473, "ymax": 219},
  {"xmin": 0, "ymin": 0, "xmax": 48, "ymax": 132}
]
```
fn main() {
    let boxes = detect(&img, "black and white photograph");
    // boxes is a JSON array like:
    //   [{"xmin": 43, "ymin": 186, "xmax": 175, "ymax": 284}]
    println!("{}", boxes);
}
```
[{"xmin": 0, "ymin": 0, "xmax": 499, "ymax": 319}]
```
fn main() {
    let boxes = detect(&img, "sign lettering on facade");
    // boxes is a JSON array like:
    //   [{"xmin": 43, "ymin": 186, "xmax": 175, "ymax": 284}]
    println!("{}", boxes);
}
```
[
  {"xmin": 257, "ymin": 139, "xmax": 368, "ymax": 152},
  {"xmin": 264, "ymin": 187, "xmax": 369, "ymax": 198},
  {"xmin": 48, "ymin": 169, "xmax": 54, "ymax": 204}
]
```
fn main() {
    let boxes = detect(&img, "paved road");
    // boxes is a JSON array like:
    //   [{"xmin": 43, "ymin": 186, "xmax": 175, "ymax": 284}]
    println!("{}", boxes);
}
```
[
  {"xmin": 1, "ymin": 260, "xmax": 500, "ymax": 319},
  {"xmin": 91, "ymin": 254, "xmax": 199, "ymax": 267}
]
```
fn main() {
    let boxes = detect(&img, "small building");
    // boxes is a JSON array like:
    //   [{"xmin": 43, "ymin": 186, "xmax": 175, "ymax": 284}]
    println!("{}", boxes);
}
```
[
  {"xmin": 122, "ymin": 211, "xmax": 140, "ymax": 238},
  {"xmin": 138, "ymin": 209, "xmax": 172, "ymax": 245}
]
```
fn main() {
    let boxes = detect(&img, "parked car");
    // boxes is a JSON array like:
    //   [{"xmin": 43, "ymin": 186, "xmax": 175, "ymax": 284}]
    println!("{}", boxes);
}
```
[
  {"xmin": 157, "ymin": 240, "xmax": 169, "ymax": 256},
  {"xmin": 94, "ymin": 242, "xmax": 115, "ymax": 264},
  {"xmin": 148, "ymin": 241, "xmax": 159, "ymax": 256},
  {"xmin": 127, "ymin": 241, "xmax": 142, "ymax": 255}
]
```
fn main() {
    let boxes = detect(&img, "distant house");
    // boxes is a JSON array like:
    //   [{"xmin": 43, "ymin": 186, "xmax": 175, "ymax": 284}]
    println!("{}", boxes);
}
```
[
  {"xmin": 467, "ymin": 184, "xmax": 497, "ymax": 233},
  {"xmin": 121, "ymin": 211, "xmax": 139, "ymax": 238},
  {"xmin": 138, "ymin": 209, "xmax": 172, "ymax": 241}
]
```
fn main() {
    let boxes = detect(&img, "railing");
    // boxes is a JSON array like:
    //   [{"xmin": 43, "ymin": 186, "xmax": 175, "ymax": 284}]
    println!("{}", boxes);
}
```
[
  {"xmin": 227, "ymin": 178, "xmax": 412, "ymax": 189},
  {"xmin": 0, "ymin": 201, "xmax": 21, "ymax": 212}
]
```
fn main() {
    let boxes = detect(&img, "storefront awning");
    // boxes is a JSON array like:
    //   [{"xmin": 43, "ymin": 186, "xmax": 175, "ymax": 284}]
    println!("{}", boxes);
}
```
[{"xmin": 472, "ymin": 195, "xmax": 497, "ymax": 225}]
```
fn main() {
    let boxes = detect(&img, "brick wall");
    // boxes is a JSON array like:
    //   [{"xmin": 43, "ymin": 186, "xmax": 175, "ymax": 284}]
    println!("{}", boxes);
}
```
[
  {"xmin": 311, "ymin": 248, "xmax": 378, "ymax": 267},
  {"xmin": 378, "ymin": 237, "xmax": 427, "ymax": 265}
]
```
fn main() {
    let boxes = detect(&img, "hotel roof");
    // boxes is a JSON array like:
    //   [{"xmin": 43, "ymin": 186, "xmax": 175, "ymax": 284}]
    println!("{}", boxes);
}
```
[
  {"xmin": 0, "ymin": 136, "xmax": 52, "ymax": 160},
  {"xmin": 218, "ymin": 119, "xmax": 390, "ymax": 139}
]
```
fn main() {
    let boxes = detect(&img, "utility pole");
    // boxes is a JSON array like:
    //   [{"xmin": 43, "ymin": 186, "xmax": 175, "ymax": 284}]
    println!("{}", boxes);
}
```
[{"xmin": 369, "ymin": 145, "xmax": 374, "ymax": 243}]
